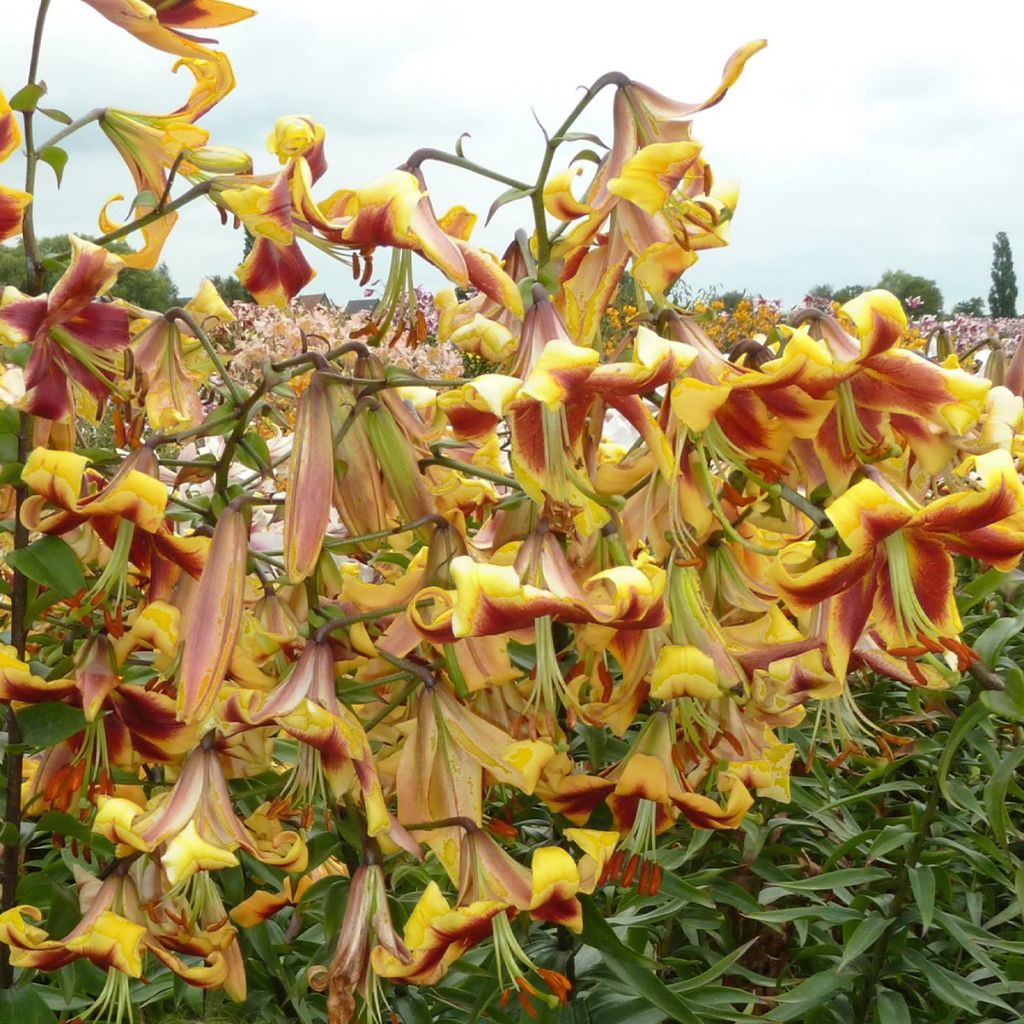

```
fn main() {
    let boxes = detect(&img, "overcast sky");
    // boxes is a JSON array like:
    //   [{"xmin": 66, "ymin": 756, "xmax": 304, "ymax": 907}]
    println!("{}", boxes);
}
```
[{"xmin": 2, "ymin": 0, "xmax": 1024, "ymax": 309}]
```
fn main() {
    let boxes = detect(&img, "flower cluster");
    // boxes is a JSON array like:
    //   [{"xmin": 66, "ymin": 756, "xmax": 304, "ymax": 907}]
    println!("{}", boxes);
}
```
[{"xmin": 2, "ymin": 7, "xmax": 1024, "ymax": 1024}]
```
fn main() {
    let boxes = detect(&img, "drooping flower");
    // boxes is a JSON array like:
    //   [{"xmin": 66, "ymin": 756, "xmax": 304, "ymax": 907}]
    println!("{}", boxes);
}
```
[{"xmin": 0, "ymin": 236, "xmax": 129, "ymax": 419}]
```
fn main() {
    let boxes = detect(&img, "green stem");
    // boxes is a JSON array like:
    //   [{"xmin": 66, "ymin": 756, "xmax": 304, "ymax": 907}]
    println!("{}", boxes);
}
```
[
  {"xmin": 35, "ymin": 106, "xmax": 104, "ymax": 152},
  {"xmin": 419, "ymin": 454, "xmax": 521, "ymax": 490},
  {"xmin": 404, "ymin": 148, "xmax": 532, "ymax": 191},
  {"xmin": 93, "ymin": 179, "xmax": 213, "ymax": 248},
  {"xmin": 2, "ymin": 1, "xmax": 50, "ymax": 989},
  {"xmin": 314, "ymin": 602, "xmax": 410, "ymax": 643},
  {"xmin": 165, "ymin": 306, "xmax": 244, "ymax": 407},
  {"xmin": 531, "ymin": 71, "xmax": 629, "ymax": 266},
  {"xmin": 362, "ymin": 679, "xmax": 418, "ymax": 733}
]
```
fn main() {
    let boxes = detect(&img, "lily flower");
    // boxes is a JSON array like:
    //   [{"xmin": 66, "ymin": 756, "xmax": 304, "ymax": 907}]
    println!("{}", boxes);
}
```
[
  {"xmin": 411, "ymin": 553, "xmax": 666, "ymax": 642},
  {"xmin": 370, "ymin": 881, "xmax": 505, "ymax": 986},
  {"xmin": 0, "ymin": 89, "xmax": 29, "ymax": 242},
  {"xmin": 317, "ymin": 169, "xmax": 523, "ymax": 316},
  {"xmin": 0, "ymin": 87, "xmax": 19, "ymax": 161},
  {"xmin": 606, "ymin": 709, "xmax": 752, "ymax": 880},
  {"xmin": 130, "ymin": 279, "xmax": 235, "ymax": 429},
  {"xmin": 0, "ymin": 899, "xmax": 145, "ymax": 977},
  {"xmin": 310, "ymin": 864, "xmax": 408, "ymax": 1024},
  {"xmin": 223, "ymin": 639, "xmax": 391, "ymax": 835},
  {"xmin": 0, "ymin": 184, "xmax": 30, "ymax": 244},
  {"xmin": 94, "ymin": 744, "xmax": 306, "ymax": 885},
  {"xmin": 773, "ymin": 449, "xmax": 1024, "ymax": 680},
  {"xmin": 458, "ymin": 824, "xmax": 617, "ymax": 934},
  {"xmin": 81, "ymin": 0, "xmax": 252, "ymax": 61},
  {"xmin": 780, "ymin": 292, "xmax": 991, "ymax": 490},
  {"xmin": 230, "ymin": 857, "xmax": 348, "ymax": 928},
  {"xmin": 0, "ymin": 236, "xmax": 129, "ymax": 419},
  {"xmin": 397, "ymin": 685, "xmax": 554, "ymax": 880}
]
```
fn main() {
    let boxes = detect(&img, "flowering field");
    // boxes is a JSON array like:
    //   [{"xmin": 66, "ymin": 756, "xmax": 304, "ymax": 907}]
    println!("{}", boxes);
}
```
[{"xmin": 0, "ymin": 4, "xmax": 1023, "ymax": 1024}]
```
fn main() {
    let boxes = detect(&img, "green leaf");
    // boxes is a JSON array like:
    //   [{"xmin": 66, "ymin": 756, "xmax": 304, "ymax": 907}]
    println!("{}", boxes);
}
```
[
  {"xmin": 34, "ymin": 810, "xmax": 94, "ymax": 845},
  {"xmin": 973, "ymin": 610, "xmax": 1024, "ymax": 666},
  {"xmin": 39, "ymin": 145, "xmax": 68, "ymax": 187},
  {"xmin": 6, "ymin": 536, "xmax": 84, "ymax": 595},
  {"xmin": 874, "ymin": 990, "xmax": 912, "ymax": 1024},
  {"xmin": 837, "ymin": 913, "xmax": 887, "ymax": 970},
  {"xmin": 38, "ymin": 106, "xmax": 72, "ymax": 125},
  {"xmin": 553, "ymin": 130, "xmax": 607, "ymax": 147},
  {"xmin": 980, "ymin": 669, "xmax": 1024, "ymax": 720},
  {"xmin": 957, "ymin": 567, "xmax": 1015, "ymax": 613},
  {"xmin": 579, "ymin": 896, "xmax": 700, "ymax": 1023},
  {"xmin": 908, "ymin": 865, "xmax": 935, "ymax": 932},
  {"xmin": 902, "ymin": 949, "xmax": 1011, "ymax": 1013},
  {"xmin": 937, "ymin": 701, "xmax": 989, "ymax": 805},
  {"xmin": 129, "ymin": 190, "xmax": 158, "ymax": 212},
  {"xmin": 983, "ymin": 743, "xmax": 1024, "ymax": 846},
  {"xmin": 9, "ymin": 82, "xmax": 46, "ymax": 112},
  {"xmin": 485, "ymin": 185, "xmax": 534, "ymax": 226},
  {"xmin": 672, "ymin": 939, "xmax": 757, "ymax": 992},
  {"xmin": 0, "ymin": 432, "xmax": 19, "ymax": 464},
  {"xmin": 237, "ymin": 431, "xmax": 271, "ymax": 472},
  {"xmin": 15, "ymin": 703, "xmax": 86, "ymax": 750},
  {"xmin": 770, "ymin": 867, "xmax": 889, "ymax": 892},
  {"xmin": 771, "ymin": 970, "xmax": 852, "ymax": 1022},
  {"xmin": 1015, "ymin": 862, "xmax": 1024, "ymax": 923},
  {"xmin": 0, "ymin": 987, "xmax": 56, "ymax": 1024}
]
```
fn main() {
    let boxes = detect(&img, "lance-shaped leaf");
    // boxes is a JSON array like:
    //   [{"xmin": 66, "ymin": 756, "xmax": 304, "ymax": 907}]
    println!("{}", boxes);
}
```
[
  {"xmin": 284, "ymin": 373, "xmax": 334, "ymax": 582},
  {"xmin": 177, "ymin": 504, "xmax": 247, "ymax": 723}
]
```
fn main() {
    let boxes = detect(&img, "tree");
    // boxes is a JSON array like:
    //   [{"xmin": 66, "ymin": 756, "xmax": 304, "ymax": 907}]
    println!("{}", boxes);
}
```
[
  {"xmin": 809, "ymin": 282, "xmax": 869, "ymax": 304},
  {"xmin": 876, "ymin": 269, "xmax": 943, "ymax": 316},
  {"xmin": 989, "ymin": 231, "xmax": 1018, "ymax": 317},
  {"xmin": 0, "ymin": 235, "xmax": 179, "ymax": 310},
  {"xmin": 953, "ymin": 297, "xmax": 986, "ymax": 316},
  {"xmin": 206, "ymin": 274, "xmax": 253, "ymax": 304}
]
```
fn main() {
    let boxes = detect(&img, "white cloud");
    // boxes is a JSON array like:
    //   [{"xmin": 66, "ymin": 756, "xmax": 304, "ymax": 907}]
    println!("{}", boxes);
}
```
[{"xmin": 2, "ymin": 0, "xmax": 1023, "ymax": 308}]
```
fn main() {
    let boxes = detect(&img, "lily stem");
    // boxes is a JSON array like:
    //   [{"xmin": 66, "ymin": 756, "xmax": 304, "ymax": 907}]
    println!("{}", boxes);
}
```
[
  {"xmin": 532, "ymin": 71, "xmax": 629, "ymax": 266},
  {"xmin": 93, "ymin": 179, "xmax": 214, "ymax": 249},
  {"xmin": 34, "ymin": 106, "xmax": 104, "ymax": 153},
  {"xmin": 404, "ymin": 148, "xmax": 532, "ymax": 192},
  {"xmin": 1, "ymin": 0, "xmax": 50, "ymax": 990}
]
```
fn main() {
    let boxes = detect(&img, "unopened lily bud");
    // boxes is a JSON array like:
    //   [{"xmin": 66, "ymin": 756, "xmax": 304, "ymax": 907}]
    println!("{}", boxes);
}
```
[
  {"xmin": 76, "ymin": 635, "xmax": 119, "ymax": 722},
  {"xmin": 177, "ymin": 504, "xmax": 248, "ymax": 724},
  {"xmin": 985, "ymin": 342, "xmax": 1006, "ymax": 387},
  {"xmin": 267, "ymin": 115, "xmax": 324, "ymax": 164},
  {"xmin": 1006, "ymin": 341, "xmax": 1024, "ymax": 397},
  {"xmin": 284, "ymin": 373, "xmax": 335, "ymax": 583},
  {"xmin": 183, "ymin": 145, "xmax": 253, "ymax": 175},
  {"xmin": 363, "ymin": 403, "xmax": 437, "ymax": 542}
]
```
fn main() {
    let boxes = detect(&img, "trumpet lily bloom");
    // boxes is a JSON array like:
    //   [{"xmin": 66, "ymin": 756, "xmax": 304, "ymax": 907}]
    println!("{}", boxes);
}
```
[
  {"xmin": 93, "ymin": 744, "xmax": 306, "ymax": 885},
  {"xmin": 0, "ymin": 236, "xmax": 129, "ymax": 419},
  {"xmin": 773, "ymin": 450, "xmax": 1024, "ymax": 680}
]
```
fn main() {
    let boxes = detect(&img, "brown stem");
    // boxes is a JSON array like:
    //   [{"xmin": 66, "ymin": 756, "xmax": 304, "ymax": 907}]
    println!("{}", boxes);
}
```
[{"xmin": 1, "ymin": 2, "xmax": 50, "ymax": 987}]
